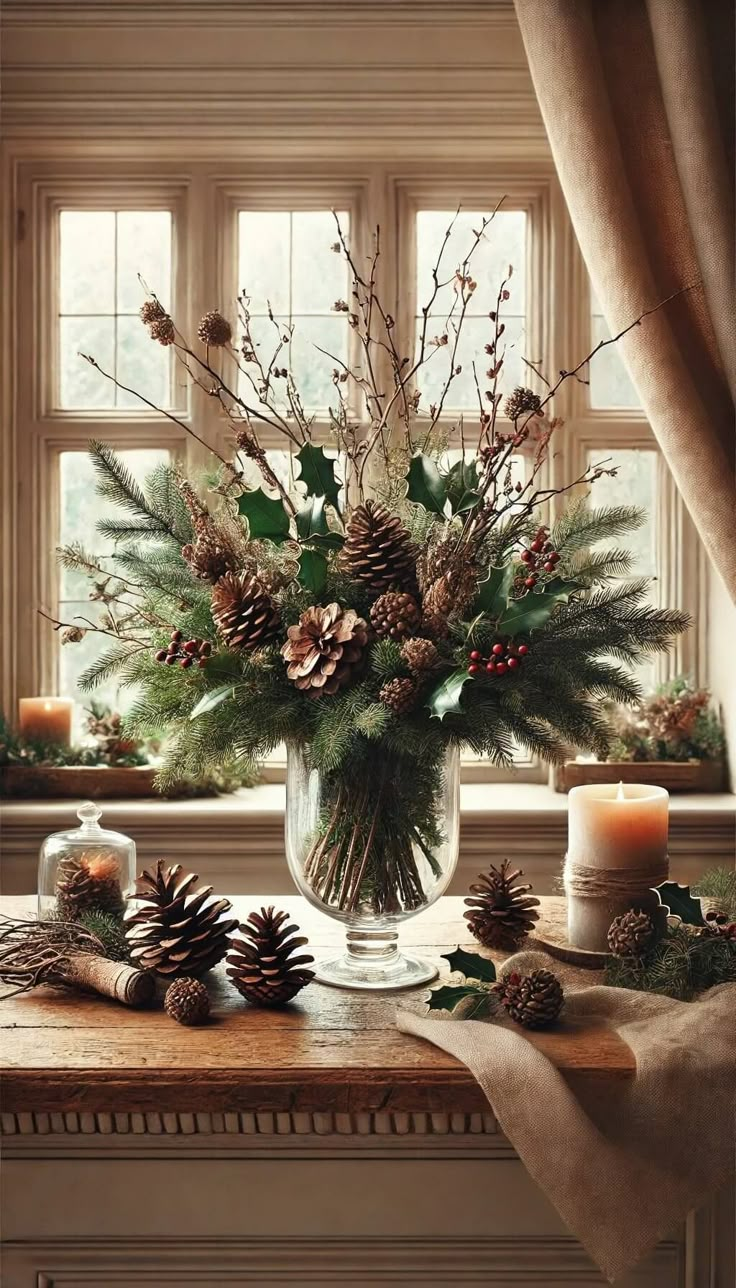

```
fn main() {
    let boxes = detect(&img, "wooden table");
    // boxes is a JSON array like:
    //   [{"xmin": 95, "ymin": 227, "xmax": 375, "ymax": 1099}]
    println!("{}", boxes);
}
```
[{"xmin": 0, "ymin": 896, "xmax": 722, "ymax": 1288}]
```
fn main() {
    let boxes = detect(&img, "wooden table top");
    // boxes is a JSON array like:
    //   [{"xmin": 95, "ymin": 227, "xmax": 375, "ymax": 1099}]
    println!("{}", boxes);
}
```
[{"xmin": 0, "ymin": 896, "xmax": 634, "ymax": 1116}]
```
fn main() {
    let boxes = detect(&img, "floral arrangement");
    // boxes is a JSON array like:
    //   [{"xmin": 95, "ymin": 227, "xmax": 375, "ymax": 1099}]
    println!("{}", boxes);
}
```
[
  {"xmin": 49, "ymin": 212, "xmax": 688, "ymax": 917},
  {"xmin": 609, "ymin": 676, "xmax": 726, "ymax": 763}
]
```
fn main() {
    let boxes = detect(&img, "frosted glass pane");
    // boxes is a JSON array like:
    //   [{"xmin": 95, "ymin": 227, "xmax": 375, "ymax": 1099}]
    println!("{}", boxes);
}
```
[
  {"xmin": 58, "ymin": 600, "xmax": 136, "ymax": 712},
  {"xmin": 117, "ymin": 316, "xmax": 170, "ymax": 407},
  {"xmin": 589, "ymin": 314, "xmax": 641, "ymax": 408},
  {"xmin": 238, "ymin": 211, "xmax": 290, "ymax": 313},
  {"xmin": 416, "ymin": 315, "xmax": 526, "ymax": 411},
  {"xmin": 59, "ymin": 211, "xmax": 115, "ymax": 313},
  {"xmin": 291, "ymin": 210, "xmax": 349, "ymax": 312},
  {"xmin": 116, "ymin": 210, "xmax": 172, "ymax": 311},
  {"xmin": 289, "ymin": 315, "xmax": 349, "ymax": 409},
  {"xmin": 416, "ymin": 210, "xmax": 527, "ymax": 308},
  {"xmin": 59, "ymin": 317, "xmax": 115, "ymax": 408}
]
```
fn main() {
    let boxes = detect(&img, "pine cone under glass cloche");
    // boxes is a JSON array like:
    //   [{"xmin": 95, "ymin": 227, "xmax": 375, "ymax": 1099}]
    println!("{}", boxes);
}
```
[
  {"xmin": 211, "ymin": 571, "xmax": 281, "ymax": 651},
  {"xmin": 607, "ymin": 909, "xmax": 656, "ymax": 958},
  {"xmin": 339, "ymin": 500, "xmax": 418, "ymax": 594},
  {"xmin": 282, "ymin": 603, "xmax": 368, "ymax": 696},
  {"xmin": 124, "ymin": 861, "xmax": 238, "ymax": 978},
  {"xmin": 464, "ymin": 860, "xmax": 540, "ymax": 951},
  {"xmin": 226, "ymin": 906, "xmax": 315, "ymax": 1006},
  {"xmin": 55, "ymin": 852, "xmax": 124, "ymax": 921},
  {"xmin": 496, "ymin": 968, "xmax": 563, "ymax": 1029}
]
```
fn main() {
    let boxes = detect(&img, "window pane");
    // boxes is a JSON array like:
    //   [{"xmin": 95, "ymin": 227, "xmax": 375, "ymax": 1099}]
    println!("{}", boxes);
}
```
[
  {"xmin": 58, "ymin": 448, "xmax": 171, "ymax": 710},
  {"xmin": 58, "ymin": 209, "xmax": 172, "ymax": 409},
  {"xmin": 237, "ymin": 209, "xmax": 350, "ymax": 412},
  {"xmin": 590, "ymin": 291, "xmax": 641, "ymax": 409},
  {"xmin": 415, "ymin": 210, "xmax": 527, "ymax": 413}
]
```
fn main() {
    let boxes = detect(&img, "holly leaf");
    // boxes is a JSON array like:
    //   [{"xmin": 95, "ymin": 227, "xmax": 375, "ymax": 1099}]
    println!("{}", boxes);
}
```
[
  {"xmin": 406, "ymin": 453, "xmax": 448, "ymax": 516},
  {"xmin": 474, "ymin": 563, "xmax": 514, "ymax": 616},
  {"xmin": 296, "ymin": 496, "xmax": 330, "ymax": 542},
  {"xmin": 541, "ymin": 577, "xmax": 580, "ymax": 602},
  {"xmin": 427, "ymin": 984, "xmax": 485, "ymax": 1013},
  {"xmin": 426, "ymin": 669, "xmax": 474, "ymax": 720},
  {"xmin": 656, "ymin": 881, "xmax": 706, "ymax": 927},
  {"xmin": 295, "ymin": 443, "xmax": 340, "ymax": 506},
  {"xmin": 307, "ymin": 530, "xmax": 345, "ymax": 552},
  {"xmin": 445, "ymin": 459, "xmax": 480, "ymax": 516},
  {"xmin": 298, "ymin": 548, "xmax": 328, "ymax": 595},
  {"xmin": 442, "ymin": 947, "xmax": 496, "ymax": 983},
  {"xmin": 237, "ymin": 489, "xmax": 291, "ymax": 544},
  {"xmin": 190, "ymin": 684, "xmax": 235, "ymax": 720}
]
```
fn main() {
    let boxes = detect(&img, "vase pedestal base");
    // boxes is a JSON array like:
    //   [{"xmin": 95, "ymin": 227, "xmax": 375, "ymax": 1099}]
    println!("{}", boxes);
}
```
[{"xmin": 315, "ymin": 948, "xmax": 438, "ymax": 992}]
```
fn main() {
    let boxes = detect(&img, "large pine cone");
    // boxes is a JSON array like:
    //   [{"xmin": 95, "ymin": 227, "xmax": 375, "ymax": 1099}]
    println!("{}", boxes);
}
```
[
  {"xmin": 55, "ymin": 852, "xmax": 124, "ymax": 921},
  {"xmin": 226, "ymin": 906, "xmax": 315, "ymax": 1006},
  {"xmin": 370, "ymin": 591, "xmax": 421, "ymax": 641},
  {"xmin": 211, "ymin": 571, "xmax": 281, "ymax": 650},
  {"xmin": 607, "ymin": 910, "xmax": 656, "ymax": 958},
  {"xmin": 282, "ymin": 603, "xmax": 368, "ymax": 696},
  {"xmin": 339, "ymin": 501, "xmax": 418, "ymax": 594},
  {"xmin": 124, "ymin": 861, "xmax": 238, "ymax": 978},
  {"xmin": 496, "ymin": 968, "xmax": 563, "ymax": 1029},
  {"xmin": 464, "ymin": 860, "xmax": 540, "ymax": 951}
]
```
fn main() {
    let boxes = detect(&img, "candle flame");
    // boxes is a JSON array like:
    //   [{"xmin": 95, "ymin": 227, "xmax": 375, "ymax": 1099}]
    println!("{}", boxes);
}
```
[
  {"xmin": 616, "ymin": 781, "xmax": 626, "ymax": 801},
  {"xmin": 43, "ymin": 701, "xmax": 53, "ymax": 712}
]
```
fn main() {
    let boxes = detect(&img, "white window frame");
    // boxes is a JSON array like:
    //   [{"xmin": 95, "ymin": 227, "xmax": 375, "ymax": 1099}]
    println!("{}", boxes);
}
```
[{"xmin": 9, "ymin": 158, "xmax": 705, "ymax": 785}]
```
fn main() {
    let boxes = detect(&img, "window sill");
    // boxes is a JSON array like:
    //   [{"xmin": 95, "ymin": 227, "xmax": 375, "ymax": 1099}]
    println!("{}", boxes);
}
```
[{"xmin": 2, "ymin": 785, "xmax": 733, "ymax": 897}]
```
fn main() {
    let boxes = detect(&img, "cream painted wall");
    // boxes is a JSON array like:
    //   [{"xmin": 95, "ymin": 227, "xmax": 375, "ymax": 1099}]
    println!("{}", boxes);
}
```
[{"xmin": 708, "ymin": 563, "xmax": 736, "ymax": 794}]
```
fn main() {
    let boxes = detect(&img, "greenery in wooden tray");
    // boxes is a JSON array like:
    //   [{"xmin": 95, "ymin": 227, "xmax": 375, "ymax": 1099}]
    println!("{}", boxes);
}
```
[
  {"xmin": 44, "ymin": 212, "xmax": 688, "ymax": 915},
  {"xmin": 608, "ymin": 676, "xmax": 726, "ymax": 763}
]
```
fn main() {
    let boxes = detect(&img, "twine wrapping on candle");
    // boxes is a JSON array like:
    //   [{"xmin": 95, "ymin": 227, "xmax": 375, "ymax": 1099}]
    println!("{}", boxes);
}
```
[{"xmin": 563, "ymin": 854, "xmax": 669, "ymax": 900}]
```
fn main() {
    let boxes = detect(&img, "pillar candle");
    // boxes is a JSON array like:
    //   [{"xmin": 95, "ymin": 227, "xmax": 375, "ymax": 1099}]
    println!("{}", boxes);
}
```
[
  {"xmin": 18, "ymin": 697, "xmax": 74, "ymax": 746},
  {"xmin": 566, "ymin": 782, "xmax": 669, "ymax": 951}
]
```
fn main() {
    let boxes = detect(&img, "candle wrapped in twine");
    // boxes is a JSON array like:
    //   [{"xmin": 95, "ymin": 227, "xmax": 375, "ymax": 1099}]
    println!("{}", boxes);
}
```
[
  {"xmin": 0, "ymin": 916, "xmax": 155, "ymax": 1007},
  {"xmin": 564, "ymin": 854, "xmax": 670, "ymax": 952}
]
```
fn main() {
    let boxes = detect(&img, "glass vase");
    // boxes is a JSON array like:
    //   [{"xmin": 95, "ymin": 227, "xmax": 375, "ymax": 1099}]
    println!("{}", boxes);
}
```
[{"xmin": 285, "ymin": 742, "xmax": 460, "ymax": 991}]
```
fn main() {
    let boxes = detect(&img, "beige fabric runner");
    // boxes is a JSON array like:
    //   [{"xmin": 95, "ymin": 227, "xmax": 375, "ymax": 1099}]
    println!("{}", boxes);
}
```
[{"xmin": 398, "ymin": 957, "xmax": 736, "ymax": 1283}]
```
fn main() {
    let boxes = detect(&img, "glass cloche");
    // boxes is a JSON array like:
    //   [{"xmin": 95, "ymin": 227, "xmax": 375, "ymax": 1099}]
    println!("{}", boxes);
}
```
[{"xmin": 38, "ymin": 801, "xmax": 136, "ymax": 921}]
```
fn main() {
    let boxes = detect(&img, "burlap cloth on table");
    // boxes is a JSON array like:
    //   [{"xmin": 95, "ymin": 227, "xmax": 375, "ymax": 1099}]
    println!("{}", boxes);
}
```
[{"xmin": 397, "ymin": 952, "xmax": 736, "ymax": 1284}]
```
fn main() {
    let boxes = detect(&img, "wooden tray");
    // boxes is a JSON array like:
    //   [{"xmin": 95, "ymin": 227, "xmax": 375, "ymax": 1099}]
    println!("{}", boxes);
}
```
[
  {"xmin": 0, "ymin": 764, "xmax": 160, "ymax": 800},
  {"xmin": 556, "ymin": 758, "xmax": 726, "ymax": 794}
]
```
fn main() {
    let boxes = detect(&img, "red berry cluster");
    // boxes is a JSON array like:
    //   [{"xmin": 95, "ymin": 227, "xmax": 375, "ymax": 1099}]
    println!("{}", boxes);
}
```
[
  {"xmin": 155, "ymin": 629, "xmax": 212, "ymax": 670},
  {"xmin": 467, "ymin": 640, "xmax": 529, "ymax": 677},
  {"xmin": 705, "ymin": 910, "xmax": 736, "ymax": 940},
  {"xmin": 519, "ymin": 526, "xmax": 560, "ymax": 589}
]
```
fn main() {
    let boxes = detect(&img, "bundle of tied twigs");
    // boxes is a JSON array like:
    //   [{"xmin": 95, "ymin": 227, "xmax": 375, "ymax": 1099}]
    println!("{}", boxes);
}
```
[{"xmin": 0, "ymin": 916, "xmax": 155, "ymax": 1007}]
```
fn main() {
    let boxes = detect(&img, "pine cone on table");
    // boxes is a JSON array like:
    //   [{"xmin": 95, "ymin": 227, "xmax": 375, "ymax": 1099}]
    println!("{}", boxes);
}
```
[
  {"xmin": 607, "ymin": 910, "xmax": 656, "ymax": 958},
  {"xmin": 339, "ymin": 500, "xmax": 418, "ymax": 594},
  {"xmin": 226, "ymin": 906, "xmax": 315, "ymax": 1006},
  {"xmin": 55, "ymin": 852, "xmax": 124, "ymax": 921},
  {"xmin": 464, "ymin": 860, "xmax": 540, "ymax": 951},
  {"xmin": 124, "ymin": 861, "xmax": 238, "ymax": 978},
  {"xmin": 496, "ymin": 968, "xmax": 563, "ymax": 1029},
  {"xmin": 282, "ymin": 603, "xmax": 368, "ymax": 696},
  {"xmin": 370, "ymin": 591, "xmax": 421, "ymax": 641},
  {"xmin": 164, "ymin": 977, "xmax": 211, "ymax": 1025},
  {"xmin": 212, "ymin": 572, "xmax": 281, "ymax": 651}
]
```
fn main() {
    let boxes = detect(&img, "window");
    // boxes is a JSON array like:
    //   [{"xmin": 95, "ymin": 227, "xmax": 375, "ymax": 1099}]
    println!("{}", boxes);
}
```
[
  {"xmin": 10, "ymin": 162, "xmax": 703, "ymax": 783},
  {"xmin": 58, "ymin": 209, "xmax": 172, "ymax": 409}
]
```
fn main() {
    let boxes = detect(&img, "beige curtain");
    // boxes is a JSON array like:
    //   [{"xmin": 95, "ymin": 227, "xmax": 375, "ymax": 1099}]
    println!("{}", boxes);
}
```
[{"xmin": 514, "ymin": 0, "xmax": 736, "ymax": 601}]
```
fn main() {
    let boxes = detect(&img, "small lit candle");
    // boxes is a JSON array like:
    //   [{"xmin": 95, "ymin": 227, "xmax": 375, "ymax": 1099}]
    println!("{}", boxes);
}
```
[
  {"xmin": 18, "ymin": 697, "xmax": 74, "ymax": 746},
  {"xmin": 566, "ymin": 782, "xmax": 669, "ymax": 951}
]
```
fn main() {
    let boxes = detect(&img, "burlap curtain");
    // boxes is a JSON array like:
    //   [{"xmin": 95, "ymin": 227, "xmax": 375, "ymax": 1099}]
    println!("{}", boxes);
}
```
[{"xmin": 514, "ymin": 0, "xmax": 736, "ymax": 601}]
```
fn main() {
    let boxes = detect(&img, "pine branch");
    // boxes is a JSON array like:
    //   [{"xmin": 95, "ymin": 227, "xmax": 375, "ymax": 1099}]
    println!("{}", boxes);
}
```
[
  {"xmin": 77, "ymin": 644, "xmax": 144, "ymax": 692},
  {"xmin": 552, "ymin": 501, "xmax": 644, "ymax": 556}
]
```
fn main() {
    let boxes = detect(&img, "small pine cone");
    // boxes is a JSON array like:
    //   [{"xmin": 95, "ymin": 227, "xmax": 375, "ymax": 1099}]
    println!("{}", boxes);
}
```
[
  {"xmin": 370, "ymin": 591, "xmax": 421, "ymax": 641},
  {"xmin": 149, "ymin": 314, "xmax": 176, "ymax": 346},
  {"xmin": 607, "ymin": 910, "xmax": 656, "ymax": 958},
  {"xmin": 139, "ymin": 298, "xmax": 167, "ymax": 326},
  {"xmin": 420, "ymin": 610, "xmax": 449, "ymax": 641},
  {"xmin": 282, "ymin": 603, "xmax": 368, "ymax": 697},
  {"xmin": 55, "ymin": 852, "xmax": 124, "ymax": 921},
  {"xmin": 197, "ymin": 310, "xmax": 233, "ymax": 348},
  {"xmin": 379, "ymin": 676, "xmax": 417, "ymax": 714},
  {"xmin": 124, "ymin": 861, "xmax": 238, "ymax": 978},
  {"xmin": 503, "ymin": 386, "xmax": 542, "ymax": 421},
  {"xmin": 464, "ymin": 860, "xmax": 540, "ymax": 951},
  {"xmin": 340, "ymin": 500, "xmax": 418, "ymax": 594},
  {"xmin": 181, "ymin": 536, "xmax": 236, "ymax": 584},
  {"xmin": 212, "ymin": 572, "xmax": 281, "ymax": 651},
  {"xmin": 496, "ymin": 968, "xmax": 563, "ymax": 1029},
  {"xmin": 226, "ymin": 906, "xmax": 314, "ymax": 1006},
  {"xmin": 422, "ymin": 575, "xmax": 454, "ymax": 618},
  {"xmin": 164, "ymin": 977, "xmax": 210, "ymax": 1026},
  {"xmin": 401, "ymin": 636, "xmax": 439, "ymax": 673}
]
